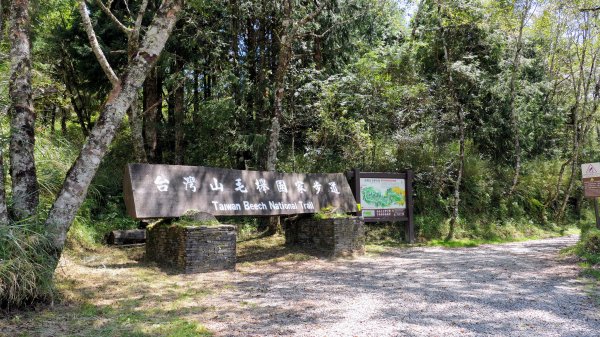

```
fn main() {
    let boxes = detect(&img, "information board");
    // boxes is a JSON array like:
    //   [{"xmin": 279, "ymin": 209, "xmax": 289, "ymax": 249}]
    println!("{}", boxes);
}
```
[
  {"xmin": 582, "ymin": 163, "xmax": 600, "ymax": 198},
  {"xmin": 349, "ymin": 169, "xmax": 414, "ymax": 243}
]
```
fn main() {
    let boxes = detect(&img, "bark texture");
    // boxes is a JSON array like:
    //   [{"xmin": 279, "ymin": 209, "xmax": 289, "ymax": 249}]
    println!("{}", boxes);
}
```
[
  {"xmin": 143, "ymin": 66, "xmax": 162, "ymax": 162},
  {"xmin": 0, "ymin": 141, "xmax": 9, "ymax": 226},
  {"xmin": 128, "ymin": 95, "xmax": 148, "ymax": 162},
  {"xmin": 174, "ymin": 58, "xmax": 185, "ymax": 164},
  {"xmin": 45, "ymin": 0, "xmax": 183, "ymax": 252},
  {"xmin": 125, "ymin": 0, "xmax": 150, "ymax": 163},
  {"xmin": 9, "ymin": 0, "xmax": 38, "ymax": 220}
]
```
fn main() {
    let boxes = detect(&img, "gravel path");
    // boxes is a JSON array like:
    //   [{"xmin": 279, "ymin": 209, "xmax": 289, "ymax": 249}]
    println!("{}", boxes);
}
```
[{"xmin": 202, "ymin": 235, "xmax": 599, "ymax": 336}]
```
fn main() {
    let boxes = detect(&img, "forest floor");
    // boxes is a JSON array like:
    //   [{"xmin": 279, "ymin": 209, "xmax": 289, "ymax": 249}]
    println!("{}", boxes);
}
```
[{"xmin": 1, "ymin": 234, "xmax": 599, "ymax": 337}]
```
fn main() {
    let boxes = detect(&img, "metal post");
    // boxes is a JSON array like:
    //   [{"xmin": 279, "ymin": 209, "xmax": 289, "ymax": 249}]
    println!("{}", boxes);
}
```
[
  {"xmin": 594, "ymin": 198, "xmax": 600, "ymax": 230},
  {"xmin": 406, "ymin": 170, "xmax": 415, "ymax": 243}
]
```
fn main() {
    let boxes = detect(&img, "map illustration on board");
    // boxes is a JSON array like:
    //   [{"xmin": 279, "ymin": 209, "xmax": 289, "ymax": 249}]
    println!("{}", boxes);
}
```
[{"xmin": 360, "ymin": 178, "xmax": 406, "ymax": 209}]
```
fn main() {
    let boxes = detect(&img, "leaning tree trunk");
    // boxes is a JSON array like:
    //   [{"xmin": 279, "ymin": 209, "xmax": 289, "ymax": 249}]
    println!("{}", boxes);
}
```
[
  {"xmin": 45, "ymin": 0, "xmax": 183, "ymax": 255},
  {"xmin": 8, "ymin": 0, "xmax": 38, "ymax": 220}
]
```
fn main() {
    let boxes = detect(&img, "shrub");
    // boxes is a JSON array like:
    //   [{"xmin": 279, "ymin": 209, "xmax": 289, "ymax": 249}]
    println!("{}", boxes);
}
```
[
  {"xmin": 583, "ymin": 229, "xmax": 600, "ymax": 255},
  {"xmin": 573, "ymin": 228, "xmax": 600, "ymax": 265},
  {"xmin": 0, "ymin": 223, "xmax": 56, "ymax": 309}
]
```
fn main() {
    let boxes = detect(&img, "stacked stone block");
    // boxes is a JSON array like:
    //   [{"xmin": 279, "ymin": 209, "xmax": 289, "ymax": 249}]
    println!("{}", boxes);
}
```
[
  {"xmin": 146, "ymin": 223, "xmax": 236, "ymax": 273},
  {"xmin": 286, "ymin": 216, "xmax": 365, "ymax": 257}
]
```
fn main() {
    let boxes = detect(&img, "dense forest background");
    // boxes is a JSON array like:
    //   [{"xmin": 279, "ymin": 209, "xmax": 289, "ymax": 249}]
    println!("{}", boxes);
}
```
[{"xmin": 1, "ymin": 0, "xmax": 600, "ymax": 307}]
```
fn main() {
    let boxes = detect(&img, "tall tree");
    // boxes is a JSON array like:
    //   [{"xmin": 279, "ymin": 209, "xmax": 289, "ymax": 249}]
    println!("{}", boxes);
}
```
[
  {"xmin": 8, "ymin": 0, "xmax": 38, "ymax": 220},
  {"xmin": 506, "ymin": 0, "xmax": 534, "ymax": 198},
  {"xmin": 45, "ymin": 0, "xmax": 183, "ymax": 256},
  {"xmin": 554, "ymin": 2, "xmax": 600, "ymax": 221},
  {"xmin": 436, "ymin": 0, "xmax": 465, "ymax": 241},
  {"xmin": 265, "ymin": 0, "xmax": 324, "ymax": 171}
]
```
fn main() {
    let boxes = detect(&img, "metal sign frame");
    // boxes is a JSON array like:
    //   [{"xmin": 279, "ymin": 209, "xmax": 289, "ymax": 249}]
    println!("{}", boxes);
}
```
[
  {"xmin": 581, "ymin": 162, "xmax": 600, "ymax": 229},
  {"xmin": 348, "ymin": 168, "xmax": 415, "ymax": 243}
]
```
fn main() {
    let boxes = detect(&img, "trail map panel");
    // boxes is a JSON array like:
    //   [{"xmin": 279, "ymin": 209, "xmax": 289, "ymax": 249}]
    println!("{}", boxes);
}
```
[
  {"xmin": 124, "ymin": 164, "xmax": 357, "ymax": 219},
  {"xmin": 359, "ymin": 177, "xmax": 407, "ymax": 219}
]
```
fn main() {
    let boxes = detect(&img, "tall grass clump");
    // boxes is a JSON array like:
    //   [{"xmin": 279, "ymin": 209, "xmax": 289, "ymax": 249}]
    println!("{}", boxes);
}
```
[
  {"xmin": 573, "ymin": 226, "xmax": 600, "ymax": 266},
  {"xmin": 0, "ymin": 223, "xmax": 56, "ymax": 309}
]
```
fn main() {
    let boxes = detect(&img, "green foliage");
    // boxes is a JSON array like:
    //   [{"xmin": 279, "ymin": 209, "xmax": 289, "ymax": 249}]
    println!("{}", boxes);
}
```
[
  {"xmin": 573, "ymin": 227, "xmax": 600, "ymax": 265},
  {"xmin": 313, "ymin": 206, "xmax": 352, "ymax": 220},
  {"xmin": 0, "ymin": 223, "xmax": 56, "ymax": 309},
  {"xmin": 156, "ymin": 319, "xmax": 213, "ymax": 337}
]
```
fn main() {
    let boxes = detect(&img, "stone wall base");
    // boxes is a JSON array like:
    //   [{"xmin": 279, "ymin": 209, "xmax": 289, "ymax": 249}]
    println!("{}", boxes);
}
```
[
  {"xmin": 146, "ymin": 223, "xmax": 236, "ymax": 273},
  {"xmin": 285, "ymin": 216, "xmax": 365, "ymax": 257}
]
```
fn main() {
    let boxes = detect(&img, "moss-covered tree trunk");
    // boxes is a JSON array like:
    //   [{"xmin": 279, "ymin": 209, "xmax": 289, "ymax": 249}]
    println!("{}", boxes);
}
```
[
  {"xmin": 8, "ymin": 0, "xmax": 38, "ymax": 220},
  {"xmin": 0, "ymin": 147, "xmax": 9, "ymax": 226}
]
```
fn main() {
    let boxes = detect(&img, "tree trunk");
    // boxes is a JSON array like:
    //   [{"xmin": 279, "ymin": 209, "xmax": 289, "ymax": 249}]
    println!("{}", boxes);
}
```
[
  {"xmin": 8, "ymin": 0, "xmax": 38, "ymax": 220},
  {"xmin": 45, "ymin": 0, "xmax": 183, "ymax": 255},
  {"xmin": 126, "ymin": 18, "xmax": 148, "ymax": 164},
  {"xmin": 0, "ymin": 105, "xmax": 10, "ymax": 226},
  {"xmin": 245, "ymin": 17, "xmax": 256, "ymax": 115},
  {"xmin": 50, "ymin": 106, "xmax": 56, "ymax": 135},
  {"xmin": 437, "ymin": 0, "xmax": 463, "ymax": 241},
  {"xmin": 143, "ymin": 66, "xmax": 161, "ymax": 162},
  {"xmin": 193, "ymin": 67, "xmax": 199, "ymax": 125},
  {"xmin": 229, "ymin": 0, "xmax": 241, "ymax": 106},
  {"xmin": 264, "ymin": 0, "xmax": 294, "ymax": 235},
  {"xmin": 127, "ymin": 93, "xmax": 148, "ymax": 163},
  {"xmin": 61, "ymin": 107, "xmax": 67, "ymax": 135},
  {"xmin": 174, "ymin": 58, "xmax": 185, "ymax": 165},
  {"xmin": 0, "ymin": 147, "xmax": 9, "ymax": 226},
  {"xmin": 447, "ymin": 106, "xmax": 465, "ymax": 241},
  {"xmin": 313, "ymin": 34, "xmax": 323, "ymax": 70},
  {"xmin": 60, "ymin": 49, "xmax": 90, "ymax": 136},
  {"xmin": 265, "ymin": 0, "xmax": 292, "ymax": 172},
  {"xmin": 506, "ymin": 0, "xmax": 531, "ymax": 198}
]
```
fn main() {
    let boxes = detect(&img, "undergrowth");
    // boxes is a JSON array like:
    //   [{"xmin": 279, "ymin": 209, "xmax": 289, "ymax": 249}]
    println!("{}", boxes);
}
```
[
  {"xmin": 0, "ymin": 223, "xmax": 56, "ymax": 310},
  {"xmin": 570, "ymin": 225, "xmax": 600, "ymax": 279}
]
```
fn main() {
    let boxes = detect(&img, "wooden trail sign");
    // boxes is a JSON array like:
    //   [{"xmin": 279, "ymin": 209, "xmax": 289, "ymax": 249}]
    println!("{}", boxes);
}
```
[
  {"xmin": 581, "ymin": 162, "xmax": 600, "ymax": 229},
  {"xmin": 124, "ymin": 164, "xmax": 357, "ymax": 219}
]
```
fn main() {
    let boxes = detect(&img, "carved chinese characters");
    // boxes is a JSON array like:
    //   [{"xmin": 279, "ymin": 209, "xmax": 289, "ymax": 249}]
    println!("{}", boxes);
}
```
[{"xmin": 124, "ymin": 164, "xmax": 357, "ymax": 219}]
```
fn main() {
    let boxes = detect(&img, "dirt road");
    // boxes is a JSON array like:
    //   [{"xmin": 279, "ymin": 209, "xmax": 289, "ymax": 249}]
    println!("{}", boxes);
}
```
[{"xmin": 205, "ymin": 235, "xmax": 599, "ymax": 336}]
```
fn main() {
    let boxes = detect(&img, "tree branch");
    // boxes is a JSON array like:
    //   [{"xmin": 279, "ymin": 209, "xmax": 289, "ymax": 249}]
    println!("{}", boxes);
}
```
[
  {"xmin": 79, "ymin": 0, "xmax": 120, "ymax": 87},
  {"xmin": 94, "ymin": 0, "xmax": 132, "ymax": 34},
  {"xmin": 290, "ymin": 0, "xmax": 325, "ymax": 38},
  {"xmin": 134, "ymin": 0, "xmax": 149, "ymax": 33},
  {"xmin": 580, "ymin": 6, "xmax": 600, "ymax": 12}
]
